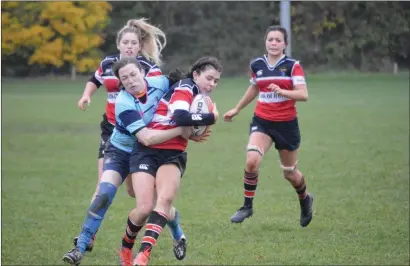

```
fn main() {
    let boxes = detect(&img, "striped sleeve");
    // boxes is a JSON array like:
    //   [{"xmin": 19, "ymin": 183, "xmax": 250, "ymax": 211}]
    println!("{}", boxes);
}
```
[
  {"xmin": 291, "ymin": 61, "xmax": 306, "ymax": 86},
  {"xmin": 168, "ymin": 82, "xmax": 194, "ymax": 113}
]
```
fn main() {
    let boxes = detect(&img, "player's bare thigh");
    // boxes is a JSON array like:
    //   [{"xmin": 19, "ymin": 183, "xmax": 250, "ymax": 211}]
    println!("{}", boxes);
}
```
[{"xmin": 125, "ymin": 174, "xmax": 135, "ymax": 198}]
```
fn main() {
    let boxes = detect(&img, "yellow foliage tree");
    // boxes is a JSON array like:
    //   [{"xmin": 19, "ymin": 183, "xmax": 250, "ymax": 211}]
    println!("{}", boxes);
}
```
[{"xmin": 1, "ymin": 1, "xmax": 112, "ymax": 77}]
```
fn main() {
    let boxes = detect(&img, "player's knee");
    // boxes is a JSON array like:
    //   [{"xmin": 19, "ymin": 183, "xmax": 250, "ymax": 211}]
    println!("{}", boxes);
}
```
[
  {"xmin": 88, "ymin": 182, "xmax": 117, "ymax": 218},
  {"xmin": 246, "ymin": 145, "xmax": 264, "ymax": 172},
  {"xmin": 280, "ymin": 161, "xmax": 298, "ymax": 179},
  {"xmin": 136, "ymin": 201, "xmax": 155, "ymax": 218},
  {"xmin": 156, "ymin": 194, "xmax": 174, "ymax": 209}
]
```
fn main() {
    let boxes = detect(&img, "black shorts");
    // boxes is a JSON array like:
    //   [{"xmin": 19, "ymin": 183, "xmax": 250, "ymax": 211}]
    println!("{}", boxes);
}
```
[
  {"xmin": 129, "ymin": 144, "xmax": 187, "ymax": 178},
  {"xmin": 102, "ymin": 141, "xmax": 130, "ymax": 181},
  {"xmin": 249, "ymin": 115, "xmax": 301, "ymax": 151},
  {"xmin": 98, "ymin": 114, "xmax": 115, "ymax": 159}
]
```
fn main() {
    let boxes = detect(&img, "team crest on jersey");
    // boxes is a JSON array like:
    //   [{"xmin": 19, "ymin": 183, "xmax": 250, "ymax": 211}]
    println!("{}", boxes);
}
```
[
  {"xmin": 279, "ymin": 67, "xmax": 288, "ymax": 76},
  {"xmin": 256, "ymin": 70, "xmax": 263, "ymax": 76}
]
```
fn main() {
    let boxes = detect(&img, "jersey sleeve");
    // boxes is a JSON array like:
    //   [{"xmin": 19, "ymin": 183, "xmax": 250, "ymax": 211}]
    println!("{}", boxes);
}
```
[
  {"xmin": 291, "ymin": 61, "xmax": 306, "ymax": 86},
  {"xmin": 138, "ymin": 56, "xmax": 162, "ymax": 77},
  {"xmin": 249, "ymin": 61, "xmax": 257, "ymax": 85},
  {"xmin": 168, "ymin": 83, "xmax": 194, "ymax": 113},
  {"xmin": 116, "ymin": 97, "xmax": 146, "ymax": 135},
  {"xmin": 145, "ymin": 64, "xmax": 162, "ymax": 77},
  {"xmin": 94, "ymin": 58, "xmax": 106, "ymax": 85}
]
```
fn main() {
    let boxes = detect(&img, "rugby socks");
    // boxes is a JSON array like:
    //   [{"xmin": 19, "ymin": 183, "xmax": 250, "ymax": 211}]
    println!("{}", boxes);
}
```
[
  {"xmin": 139, "ymin": 211, "xmax": 168, "ymax": 254},
  {"xmin": 77, "ymin": 182, "xmax": 117, "ymax": 254},
  {"xmin": 243, "ymin": 170, "xmax": 259, "ymax": 208},
  {"xmin": 167, "ymin": 209, "xmax": 183, "ymax": 241},
  {"xmin": 122, "ymin": 217, "xmax": 143, "ymax": 249},
  {"xmin": 293, "ymin": 176, "xmax": 307, "ymax": 200}
]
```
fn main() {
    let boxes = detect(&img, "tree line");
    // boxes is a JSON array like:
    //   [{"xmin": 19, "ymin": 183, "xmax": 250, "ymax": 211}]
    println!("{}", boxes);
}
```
[{"xmin": 2, "ymin": 1, "xmax": 409, "ymax": 78}]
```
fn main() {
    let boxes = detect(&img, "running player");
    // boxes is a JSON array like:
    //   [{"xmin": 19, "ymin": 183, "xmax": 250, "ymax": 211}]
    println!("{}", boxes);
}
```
[{"xmin": 224, "ymin": 26, "xmax": 314, "ymax": 227}]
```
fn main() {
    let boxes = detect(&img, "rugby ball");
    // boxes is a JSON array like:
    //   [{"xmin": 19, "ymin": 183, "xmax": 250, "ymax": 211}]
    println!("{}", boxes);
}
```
[{"xmin": 189, "ymin": 94, "xmax": 214, "ymax": 136}]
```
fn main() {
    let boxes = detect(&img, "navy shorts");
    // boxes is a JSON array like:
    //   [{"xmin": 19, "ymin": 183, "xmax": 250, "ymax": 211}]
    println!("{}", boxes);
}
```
[
  {"xmin": 102, "ymin": 141, "xmax": 130, "ymax": 181},
  {"xmin": 129, "ymin": 144, "xmax": 187, "ymax": 178},
  {"xmin": 249, "ymin": 115, "xmax": 301, "ymax": 151},
  {"xmin": 98, "ymin": 114, "xmax": 114, "ymax": 159}
]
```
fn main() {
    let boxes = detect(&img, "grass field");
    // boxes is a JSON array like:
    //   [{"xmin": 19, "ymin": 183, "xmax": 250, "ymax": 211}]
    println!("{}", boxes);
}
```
[{"xmin": 2, "ymin": 73, "xmax": 409, "ymax": 265}]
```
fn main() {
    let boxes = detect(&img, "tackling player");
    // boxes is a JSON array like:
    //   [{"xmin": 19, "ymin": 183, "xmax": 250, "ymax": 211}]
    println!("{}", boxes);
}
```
[{"xmin": 224, "ymin": 26, "xmax": 314, "ymax": 227}]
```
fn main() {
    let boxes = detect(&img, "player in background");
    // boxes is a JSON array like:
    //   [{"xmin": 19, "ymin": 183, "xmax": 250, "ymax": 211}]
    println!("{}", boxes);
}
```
[
  {"xmin": 73, "ymin": 18, "xmax": 180, "ymax": 252},
  {"xmin": 63, "ymin": 58, "xmax": 196, "ymax": 266},
  {"xmin": 224, "ymin": 26, "xmax": 314, "ymax": 227},
  {"xmin": 129, "ymin": 57, "xmax": 221, "ymax": 266}
]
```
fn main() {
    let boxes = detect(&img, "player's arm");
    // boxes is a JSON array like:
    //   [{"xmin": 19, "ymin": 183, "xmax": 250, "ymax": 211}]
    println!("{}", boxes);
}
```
[
  {"xmin": 170, "ymin": 88, "xmax": 216, "ymax": 126},
  {"xmin": 118, "ymin": 107, "xmax": 184, "ymax": 146},
  {"xmin": 77, "ymin": 64, "xmax": 103, "ymax": 110},
  {"xmin": 232, "ymin": 64, "xmax": 260, "ymax": 112},
  {"xmin": 281, "ymin": 62, "xmax": 308, "ymax": 101},
  {"xmin": 234, "ymin": 84, "xmax": 259, "ymax": 112},
  {"xmin": 136, "ymin": 127, "xmax": 185, "ymax": 146}
]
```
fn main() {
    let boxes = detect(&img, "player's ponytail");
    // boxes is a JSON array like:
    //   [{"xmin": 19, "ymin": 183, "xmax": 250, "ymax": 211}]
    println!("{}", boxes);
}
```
[
  {"xmin": 127, "ymin": 18, "xmax": 167, "ymax": 66},
  {"xmin": 116, "ymin": 18, "xmax": 167, "ymax": 66},
  {"xmin": 187, "ymin": 56, "xmax": 223, "ymax": 79}
]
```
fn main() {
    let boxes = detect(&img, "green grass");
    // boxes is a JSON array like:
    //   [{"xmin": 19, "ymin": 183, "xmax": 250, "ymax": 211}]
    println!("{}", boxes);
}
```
[{"xmin": 2, "ymin": 73, "xmax": 409, "ymax": 265}]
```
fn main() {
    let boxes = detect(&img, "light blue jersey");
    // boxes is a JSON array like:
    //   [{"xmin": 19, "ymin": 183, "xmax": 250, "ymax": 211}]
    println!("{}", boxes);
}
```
[{"xmin": 110, "ymin": 76, "xmax": 170, "ymax": 153}]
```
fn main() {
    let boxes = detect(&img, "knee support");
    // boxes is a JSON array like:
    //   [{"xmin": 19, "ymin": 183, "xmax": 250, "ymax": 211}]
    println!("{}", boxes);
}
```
[
  {"xmin": 280, "ymin": 160, "xmax": 299, "ymax": 172},
  {"xmin": 247, "ymin": 144, "xmax": 264, "ymax": 156},
  {"xmin": 88, "ymin": 182, "xmax": 117, "ymax": 219}
]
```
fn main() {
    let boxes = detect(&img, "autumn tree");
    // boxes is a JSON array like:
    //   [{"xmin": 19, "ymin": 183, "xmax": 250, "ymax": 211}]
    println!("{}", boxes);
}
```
[{"xmin": 1, "ymin": 1, "xmax": 112, "ymax": 79}]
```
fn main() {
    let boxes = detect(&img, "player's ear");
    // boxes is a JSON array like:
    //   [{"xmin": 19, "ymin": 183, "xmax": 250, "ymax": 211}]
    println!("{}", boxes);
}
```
[{"xmin": 192, "ymin": 70, "xmax": 199, "ymax": 82}]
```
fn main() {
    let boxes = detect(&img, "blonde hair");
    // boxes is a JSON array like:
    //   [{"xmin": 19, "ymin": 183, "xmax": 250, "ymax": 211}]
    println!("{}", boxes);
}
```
[{"xmin": 116, "ymin": 18, "xmax": 167, "ymax": 66}]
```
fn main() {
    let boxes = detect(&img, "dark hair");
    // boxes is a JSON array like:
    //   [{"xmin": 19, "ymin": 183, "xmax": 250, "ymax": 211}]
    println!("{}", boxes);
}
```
[
  {"xmin": 112, "ymin": 57, "xmax": 143, "ymax": 85},
  {"xmin": 167, "ymin": 68, "xmax": 184, "ymax": 86},
  {"xmin": 187, "ymin": 56, "xmax": 223, "ymax": 79}
]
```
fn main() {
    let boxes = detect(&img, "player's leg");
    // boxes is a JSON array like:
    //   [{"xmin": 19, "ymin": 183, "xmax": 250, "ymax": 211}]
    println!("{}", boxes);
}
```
[
  {"xmin": 125, "ymin": 174, "xmax": 135, "ymax": 198},
  {"xmin": 275, "ymin": 118, "xmax": 313, "ymax": 227},
  {"xmin": 231, "ymin": 117, "xmax": 273, "ymax": 223},
  {"xmin": 72, "ymin": 156, "xmax": 103, "ymax": 252},
  {"xmin": 134, "ymin": 162, "xmax": 182, "ymax": 266},
  {"xmin": 119, "ymin": 150, "xmax": 157, "ymax": 266},
  {"xmin": 73, "ymin": 121, "xmax": 113, "ymax": 252},
  {"xmin": 119, "ymin": 172, "xmax": 156, "ymax": 266},
  {"xmin": 168, "ymin": 205, "xmax": 187, "ymax": 261},
  {"xmin": 162, "ymin": 152, "xmax": 188, "ymax": 261},
  {"xmin": 63, "ymin": 143, "xmax": 128, "ymax": 265},
  {"xmin": 91, "ymin": 118, "xmax": 114, "ymax": 203}
]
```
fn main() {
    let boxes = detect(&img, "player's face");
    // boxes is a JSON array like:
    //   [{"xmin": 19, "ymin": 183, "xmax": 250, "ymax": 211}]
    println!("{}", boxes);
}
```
[
  {"xmin": 117, "ymin": 32, "xmax": 141, "ymax": 57},
  {"xmin": 193, "ymin": 67, "xmax": 221, "ymax": 94},
  {"xmin": 265, "ymin": 30, "xmax": 286, "ymax": 57},
  {"xmin": 118, "ymin": 63, "xmax": 145, "ymax": 94}
]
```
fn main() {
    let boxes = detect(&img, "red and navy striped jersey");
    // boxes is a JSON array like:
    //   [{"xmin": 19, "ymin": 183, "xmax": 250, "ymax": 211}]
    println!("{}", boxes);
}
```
[
  {"xmin": 147, "ymin": 78, "xmax": 200, "ymax": 151},
  {"xmin": 249, "ymin": 55, "xmax": 306, "ymax": 121},
  {"xmin": 90, "ymin": 54, "xmax": 162, "ymax": 125}
]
